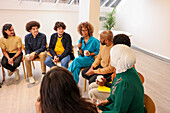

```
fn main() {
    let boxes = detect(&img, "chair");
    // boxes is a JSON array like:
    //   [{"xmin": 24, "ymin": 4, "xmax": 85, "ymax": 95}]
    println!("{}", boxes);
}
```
[
  {"xmin": 138, "ymin": 72, "xmax": 144, "ymax": 84},
  {"xmin": 144, "ymin": 94, "xmax": 156, "ymax": 113}
]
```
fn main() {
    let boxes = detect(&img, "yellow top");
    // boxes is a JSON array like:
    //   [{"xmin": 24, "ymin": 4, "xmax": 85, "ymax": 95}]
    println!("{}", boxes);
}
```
[
  {"xmin": 54, "ymin": 37, "xmax": 65, "ymax": 55},
  {"xmin": 0, "ymin": 36, "xmax": 22, "ymax": 53}
]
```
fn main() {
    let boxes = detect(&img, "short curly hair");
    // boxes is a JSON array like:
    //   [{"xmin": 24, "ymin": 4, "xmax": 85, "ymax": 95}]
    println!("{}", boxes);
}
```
[
  {"xmin": 54, "ymin": 22, "xmax": 66, "ymax": 31},
  {"xmin": 113, "ymin": 34, "xmax": 131, "ymax": 47},
  {"xmin": 77, "ymin": 22, "xmax": 94, "ymax": 37},
  {"xmin": 25, "ymin": 21, "xmax": 40, "ymax": 32}
]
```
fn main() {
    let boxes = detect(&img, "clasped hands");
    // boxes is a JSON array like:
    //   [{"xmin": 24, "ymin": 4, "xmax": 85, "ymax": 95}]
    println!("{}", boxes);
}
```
[
  {"xmin": 8, "ymin": 58, "xmax": 14, "ymax": 65},
  {"xmin": 52, "ymin": 56, "xmax": 59, "ymax": 64}
]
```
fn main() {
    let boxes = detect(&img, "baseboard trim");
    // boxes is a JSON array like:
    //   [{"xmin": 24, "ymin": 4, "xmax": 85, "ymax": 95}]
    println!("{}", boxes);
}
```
[{"xmin": 131, "ymin": 45, "xmax": 170, "ymax": 63}]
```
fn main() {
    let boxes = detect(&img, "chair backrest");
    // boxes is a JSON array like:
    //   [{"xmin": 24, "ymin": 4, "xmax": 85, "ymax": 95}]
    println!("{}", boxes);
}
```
[
  {"xmin": 138, "ymin": 72, "xmax": 144, "ymax": 84},
  {"xmin": 22, "ymin": 44, "xmax": 26, "ymax": 54},
  {"xmin": 144, "ymin": 94, "xmax": 156, "ymax": 113}
]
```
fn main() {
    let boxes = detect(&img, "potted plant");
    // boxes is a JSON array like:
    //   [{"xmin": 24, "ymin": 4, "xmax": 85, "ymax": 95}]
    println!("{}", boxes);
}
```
[{"xmin": 100, "ymin": 7, "xmax": 116, "ymax": 30}]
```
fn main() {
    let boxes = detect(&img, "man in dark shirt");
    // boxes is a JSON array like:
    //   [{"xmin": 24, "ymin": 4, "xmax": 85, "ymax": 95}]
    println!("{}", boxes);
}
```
[
  {"xmin": 25, "ymin": 21, "xmax": 47, "ymax": 84},
  {"xmin": 45, "ymin": 21, "xmax": 74, "ymax": 68}
]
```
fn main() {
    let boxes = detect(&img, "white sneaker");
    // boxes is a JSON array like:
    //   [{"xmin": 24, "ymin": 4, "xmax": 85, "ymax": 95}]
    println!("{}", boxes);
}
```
[
  {"xmin": 14, "ymin": 69, "xmax": 20, "ymax": 80},
  {"xmin": 28, "ymin": 77, "xmax": 35, "ymax": 84},
  {"xmin": 8, "ymin": 70, "xmax": 14, "ymax": 76}
]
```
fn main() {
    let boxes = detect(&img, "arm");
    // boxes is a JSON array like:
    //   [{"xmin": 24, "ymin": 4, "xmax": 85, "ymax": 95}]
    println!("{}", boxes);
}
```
[
  {"xmin": 58, "ymin": 34, "xmax": 72, "ymax": 61},
  {"xmin": 96, "ymin": 77, "xmax": 112, "ymax": 87},
  {"xmin": 85, "ymin": 39, "xmax": 100, "ymax": 57},
  {"xmin": 12, "ymin": 47, "xmax": 22, "ymax": 60},
  {"xmin": 2, "ymin": 49, "xmax": 10, "ymax": 59},
  {"xmin": 49, "ymin": 34, "xmax": 57, "ymax": 57},
  {"xmin": 25, "ymin": 35, "xmax": 31, "ymax": 54},
  {"xmin": 94, "ymin": 56, "xmax": 115, "ymax": 74},
  {"xmin": 13, "ymin": 37, "xmax": 22, "ymax": 59},
  {"xmin": 93, "ymin": 39, "xmax": 100, "ymax": 56},
  {"xmin": 35, "ymin": 34, "xmax": 47, "ymax": 55},
  {"xmin": 102, "ymin": 81, "xmax": 134, "ymax": 113},
  {"xmin": 91, "ymin": 46, "xmax": 102, "ymax": 68}
]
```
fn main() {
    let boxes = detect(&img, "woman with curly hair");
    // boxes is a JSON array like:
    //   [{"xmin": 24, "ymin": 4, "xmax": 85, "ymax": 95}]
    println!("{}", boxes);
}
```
[
  {"xmin": 35, "ymin": 66, "xmax": 98, "ymax": 113},
  {"xmin": 68, "ymin": 22, "xmax": 100, "ymax": 83}
]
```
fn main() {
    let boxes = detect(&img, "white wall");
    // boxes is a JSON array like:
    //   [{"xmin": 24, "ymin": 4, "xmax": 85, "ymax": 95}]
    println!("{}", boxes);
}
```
[
  {"xmin": 0, "ymin": 0, "xmax": 79, "ymax": 49},
  {"xmin": 114, "ymin": 0, "xmax": 170, "ymax": 58}
]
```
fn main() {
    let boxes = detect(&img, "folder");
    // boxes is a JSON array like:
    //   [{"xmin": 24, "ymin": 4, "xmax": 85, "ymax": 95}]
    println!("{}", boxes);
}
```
[{"xmin": 97, "ymin": 85, "xmax": 111, "ymax": 93}]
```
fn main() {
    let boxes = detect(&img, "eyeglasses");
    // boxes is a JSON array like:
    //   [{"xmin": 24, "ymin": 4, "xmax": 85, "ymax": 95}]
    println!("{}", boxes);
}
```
[
  {"xmin": 9, "ymin": 29, "xmax": 14, "ymax": 32},
  {"xmin": 81, "ymin": 30, "xmax": 88, "ymax": 32}
]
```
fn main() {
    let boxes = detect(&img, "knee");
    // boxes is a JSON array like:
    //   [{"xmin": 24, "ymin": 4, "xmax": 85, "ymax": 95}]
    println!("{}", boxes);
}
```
[
  {"xmin": 1, "ymin": 59, "xmax": 8, "ymax": 67},
  {"xmin": 88, "ymin": 82, "xmax": 98, "ymax": 90},
  {"xmin": 82, "ymin": 70, "xmax": 88, "ymax": 78},
  {"xmin": 89, "ymin": 78, "xmax": 95, "ymax": 84},
  {"xmin": 25, "ymin": 57, "xmax": 30, "ymax": 62},
  {"xmin": 73, "ymin": 57, "xmax": 82, "ymax": 63},
  {"xmin": 45, "ymin": 59, "xmax": 49, "ymax": 66},
  {"xmin": 39, "ymin": 52, "xmax": 46, "ymax": 58},
  {"xmin": 13, "ymin": 61, "xmax": 21, "ymax": 67},
  {"xmin": 61, "ymin": 62, "xmax": 68, "ymax": 68},
  {"xmin": 88, "ymin": 88, "xmax": 97, "ymax": 99}
]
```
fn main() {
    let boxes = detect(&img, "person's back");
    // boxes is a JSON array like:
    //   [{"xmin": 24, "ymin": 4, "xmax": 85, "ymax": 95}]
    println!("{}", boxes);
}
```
[
  {"xmin": 36, "ymin": 66, "xmax": 97, "ymax": 113},
  {"xmin": 114, "ymin": 67, "xmax": 144, "ymax": 113},
  {"xmin": 97, "ymin": 44, "xmax": 145, "ymax": 113}
]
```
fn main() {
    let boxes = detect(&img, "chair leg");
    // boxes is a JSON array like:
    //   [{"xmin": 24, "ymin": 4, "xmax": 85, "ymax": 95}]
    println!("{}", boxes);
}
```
[
  {"xmin": 32, "ymin": 61, "xmax": 35, "ymax": 69},
  {"xmin": 22, "ymin": 61, "xmax": 27, "ymax": 79},
  {"xmin": 2, "ymin": 66, "xmax": 5, "ymax": 81},
  {"xmin": 84, "ymin": 78, "xmax": 87, "ymax": 92}
]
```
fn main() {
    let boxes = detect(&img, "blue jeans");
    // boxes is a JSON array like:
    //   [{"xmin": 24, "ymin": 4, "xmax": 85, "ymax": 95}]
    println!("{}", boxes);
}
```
[{"xmin": 45, "ymin": 55, "xmax": 71, "ymax": 68}]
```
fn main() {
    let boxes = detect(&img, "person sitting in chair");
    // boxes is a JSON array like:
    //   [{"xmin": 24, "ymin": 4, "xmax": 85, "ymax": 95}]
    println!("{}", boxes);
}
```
[
  {"xmin": 88, "ymin": 34, "xmax": 132, "ymax": 101},
  {"xmin": 25, "ymin": 21, "xmax": 47, "ymax": 84},
  {"xmin": 45, "ymin": 21, "xmax": 74, "ymax": 69},
  {"xmin": 68, "ymin": 22, "xmax": 100, "ymax": 83},
  {"xmin": 82, "ymin": 30, "xmax": 115, "ymax": 85},
  {"xmin": 0, "ymin": 24, "xmax": 23, "ymax": 81},
  {"xmin": 97, "ymin": 44, "xmax": 145, "ymax": 113}
]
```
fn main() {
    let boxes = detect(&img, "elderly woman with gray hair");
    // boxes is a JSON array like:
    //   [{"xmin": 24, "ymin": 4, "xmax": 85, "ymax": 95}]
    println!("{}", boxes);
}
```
[{"xmin": 97, "ymin": 44, "xmax": 146, "ymax": 113}]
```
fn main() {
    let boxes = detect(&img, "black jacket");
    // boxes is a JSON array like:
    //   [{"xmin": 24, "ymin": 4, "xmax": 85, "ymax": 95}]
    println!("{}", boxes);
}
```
[{"xmin": 49, "ymin": 32, "xmax": 74, "ymax": 61}]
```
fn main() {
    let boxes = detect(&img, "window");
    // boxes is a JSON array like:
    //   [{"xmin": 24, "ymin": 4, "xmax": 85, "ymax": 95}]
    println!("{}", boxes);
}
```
[{"xmin": 19, "ymin": 0, "xmax": 120, "ymax": 7}]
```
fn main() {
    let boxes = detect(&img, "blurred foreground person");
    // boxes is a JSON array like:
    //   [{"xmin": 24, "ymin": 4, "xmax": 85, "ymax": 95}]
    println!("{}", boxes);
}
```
[
  {"xmin": 36, "ymin": 66, "xmax": 98, "ymax": 113},
  {"xmin": 97, "ymin": 44, "xmax": 145, "ymax": 113}
]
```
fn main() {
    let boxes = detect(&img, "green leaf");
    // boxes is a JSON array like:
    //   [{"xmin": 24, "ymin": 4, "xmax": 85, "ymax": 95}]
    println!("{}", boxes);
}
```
[{"xmin": 100, "ymin": 7, "xmax": 116, "ymax": 30}]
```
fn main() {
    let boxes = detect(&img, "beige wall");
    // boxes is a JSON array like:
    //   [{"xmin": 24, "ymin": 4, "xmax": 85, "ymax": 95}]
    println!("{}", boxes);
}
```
[{"xmin": 114, "ymin": 0, "xmax": 170, "ymax": 58}]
